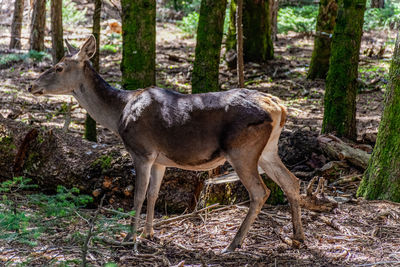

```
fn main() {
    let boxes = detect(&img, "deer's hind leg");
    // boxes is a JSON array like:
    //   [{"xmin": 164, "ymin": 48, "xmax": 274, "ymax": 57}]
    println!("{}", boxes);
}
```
[
  {"xmin": 224, "ymin": 155, "xmax": 271, "ymax": 252},
  {"xmin": 258, "ymin": 147, "xmax": 305, "ymax": 242}
]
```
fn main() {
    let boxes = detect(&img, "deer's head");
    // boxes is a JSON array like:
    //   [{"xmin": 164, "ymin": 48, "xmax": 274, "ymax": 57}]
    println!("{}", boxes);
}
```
[{"xmin": 29, "ymin": 35, "xmax": 96, "ymax": 96}]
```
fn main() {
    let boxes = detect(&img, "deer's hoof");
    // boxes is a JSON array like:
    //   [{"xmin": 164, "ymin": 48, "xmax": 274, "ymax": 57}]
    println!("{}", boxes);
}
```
[
  {"xmin": 222, "ymin": 242, "xmax": 240, "ymax": 253},
  {"xmin": 123, "ymin": 232, "xmax": 133, "ymax": 242}
]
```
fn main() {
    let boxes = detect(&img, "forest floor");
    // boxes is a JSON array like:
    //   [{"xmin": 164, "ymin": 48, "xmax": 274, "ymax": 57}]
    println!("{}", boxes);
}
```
[{"xmin": 1, "ymin": 2, "xmax": 400, "ymax": 266}]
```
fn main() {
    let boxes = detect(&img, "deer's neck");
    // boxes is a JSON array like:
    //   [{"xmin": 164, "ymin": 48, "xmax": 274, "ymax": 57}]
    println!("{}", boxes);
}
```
[{"xmin": 72, "ymin": 62, "xmax": 130, "ymax": 133}]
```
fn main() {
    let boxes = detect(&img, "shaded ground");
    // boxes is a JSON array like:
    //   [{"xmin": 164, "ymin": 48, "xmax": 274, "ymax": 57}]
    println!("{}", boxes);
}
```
[
  {"xmin": 0, "ymin": 198, "xmax": 399, "ymax": 266},
  {"xmin": 0, "ymin": 1, "xmax": 399, "ymax": 266}
]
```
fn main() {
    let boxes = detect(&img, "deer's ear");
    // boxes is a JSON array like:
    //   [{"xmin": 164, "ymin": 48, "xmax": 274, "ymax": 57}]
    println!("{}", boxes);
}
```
[
  {"xmin": 64, "ymin": 38, "xmax": 78, "ymax": 55},
  {"xmin": 75, "ymin": 35, "xmax": 96, "ymax": 61}
]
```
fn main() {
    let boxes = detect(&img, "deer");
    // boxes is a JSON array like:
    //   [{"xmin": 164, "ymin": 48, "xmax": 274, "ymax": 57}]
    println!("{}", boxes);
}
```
[{"xmin": 29, "ymin": 35, "xmax": 305, "ymax": 253}]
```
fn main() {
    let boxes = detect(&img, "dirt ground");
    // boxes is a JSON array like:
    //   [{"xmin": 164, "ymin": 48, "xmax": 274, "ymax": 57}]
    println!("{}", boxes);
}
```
[{"xmin": 1, "ymin": 1, "xmax": 400, "ymax": 266}]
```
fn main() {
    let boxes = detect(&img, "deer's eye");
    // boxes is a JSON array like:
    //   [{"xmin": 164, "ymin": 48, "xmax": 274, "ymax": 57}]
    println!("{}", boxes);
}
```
[{"xmin": 56, "ymin": 66, "xmax": 63, "ymax": 72}]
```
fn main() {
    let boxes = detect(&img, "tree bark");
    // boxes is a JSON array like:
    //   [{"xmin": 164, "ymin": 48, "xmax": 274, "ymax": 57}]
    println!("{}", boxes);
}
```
[
  {"xmin": 192, "ymin": 0, "xmax": 227, "ymax": 93},
  {"xmin": 307, "ymin": 0, "xmax": 338, "ymax": 80},
  {"xmin": 357, "ymin": 31, "xmax": 400, "ymax": 202},
  {"xmin": 243, "ymin": 0, "xmax": 274, "ymax": 63},
  {"xmin": 371, "ymin": 0, "xmax": 384, "ymax": 8},
  {"xmin": 84, "ymin": 0, "xmax": 102, "ymax": 142},
  {"xmin": 10, "ymin": 0, "xmax": 25, "ymax": 49},
  {"xmin": 270, "ymin": 0, "xmax": 279, "ymax": 41},
  {"xmin": 51, "ymin": 0, "xmax": 64, "ymax": 64},
  {"xmin": 226, "ymin": 0, "xmax": 237, "ymax": 53},
  {"xmin": 121, "ymin": 0, "xmax": 156, "ymax": 90},
  {"xmin": 321, "ymin": 0, "xmax": 366, "ymax": 140},
  {"xmin": 236, "ymin": 0, "xmax": 244, "ymax": 88},
  {"xmin": 30, "ymin": 0, "xmax": 46, "ymax": 52}
]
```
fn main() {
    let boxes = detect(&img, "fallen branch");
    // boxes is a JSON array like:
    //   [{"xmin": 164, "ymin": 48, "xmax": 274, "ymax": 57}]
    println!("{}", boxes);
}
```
[{"xmin": 318, "ymin": 134, "xmax": 371, "ymax": 169}]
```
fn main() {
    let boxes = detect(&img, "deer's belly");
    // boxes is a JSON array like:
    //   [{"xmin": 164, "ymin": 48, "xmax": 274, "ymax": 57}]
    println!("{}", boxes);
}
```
[{"xmin": 155, "ymin": 153, "xmax": 226, "ymax": 171}]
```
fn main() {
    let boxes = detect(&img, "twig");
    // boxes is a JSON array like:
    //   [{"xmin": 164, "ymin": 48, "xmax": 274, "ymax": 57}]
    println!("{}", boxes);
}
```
[
  {"xmin": 82, "ymin": 194, "xmax": 105, "ymax": 267},
  {"xmin": 151, "ymin": 203, "xmax": 220, "ymax": 228},
  {"xmin": 101, "ymin": 207, "xmax": 134, "ymax": 218},
  {"xmin": 354, "ymin": 261, "xmax": 400, "ymax": 267}
]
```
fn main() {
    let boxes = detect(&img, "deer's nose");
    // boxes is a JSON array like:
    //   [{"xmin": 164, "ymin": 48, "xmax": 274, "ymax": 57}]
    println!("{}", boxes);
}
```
[{"xmin": 28, "ymin": 84, "xmax": 32, "ymax": 92}]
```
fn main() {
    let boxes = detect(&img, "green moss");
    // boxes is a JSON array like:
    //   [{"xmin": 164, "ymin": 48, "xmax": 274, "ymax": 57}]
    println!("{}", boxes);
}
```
[
  {"xmin": 357, "ymin": 35, "xmax": 400, "ymax": 202},
  {"xmin": 91, "ymin": 155, "xmax": 112, "ymax": 170},
  {"xmin": 242, "ymin": 0, "xmax": 274, "ymax": 62},
  {"xmin": 321, "ymin": 0, "xmax": 366, "ymax": 140},
  {"xmin": 23, "ymin": 152, "xmax": 41, "ymax": 172},
  {"xmin": 308, "ymin": 0, "xmax": 338, "ymax": 80},
  {"xmin": 0, "ymin": 135, "xmax": 16, "ymax": 152},
  {"xmin": 191, "ymin": 0, "xmax": 227, "ymax": 93},
  {"xmin": 262, "ymin": 175, "xmax": 285, "ymax": 205},
  {"xmin": 225, "ymin": 0, "xmax": 237, "ymax": 52},
  {"xmin": 121, "ymin": 0, "xmax": 156, "ymax": 90}
]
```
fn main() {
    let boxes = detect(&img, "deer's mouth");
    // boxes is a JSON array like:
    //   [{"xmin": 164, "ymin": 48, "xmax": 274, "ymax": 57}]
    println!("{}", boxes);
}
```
[
  {"xmin": 28, "ymin": 84, "xmax": 44, "ymax": 96},
  {"xmin": 32, "ymin": 90, "xmax": 44, "ymax": 96}
]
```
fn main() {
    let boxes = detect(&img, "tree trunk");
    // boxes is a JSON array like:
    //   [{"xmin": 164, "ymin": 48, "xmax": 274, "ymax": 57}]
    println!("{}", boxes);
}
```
[
  {"xmin": 270, "ymin": 0, "xmax": 279, "ymax": 41},
  {"xmin": 226, "ymin": 0, "xmax": 237, "ymax": 53},
  {"xmin": 236, "ymin": 0, "xmax": 244, "ymax": 88},
  {"xmin": 10, "ymin": 0, "xmax": 24, "ymax": 49},
  {"xmin": 371, "ymin": 0, "xmax": 384, "ymax": 8},
  {"xmin": 84, "ymin": 0, "xmax": 102, "ymax": 142},
  {"xmin": 243, "ymin": 0, "xmax": 274, "ymax": 63},
  {"xmin": 357, "ymin": 31, "xmax": 400, "ymax": 202},
  {"xmin": 51, "ymin": 0, "xmax": 64, "ymax": 64},
  {"xmin": 30, "ymin": 0, "xmax": 46, "ymax": 52},
  {"xmin": 307, "ymin": 0, "xmax": 338, "ymax": 80},
  {"xmin": 121, "ymin": 0, "xmax": 156, "ymax": 90},
  {"xmin": 225, "ymin": 0, "xmax": 237, "ymax": 70},
  {"xmin": 321, "ymin": 0, "xmax": 366, "ymax": 140},
  {"xmin": 192, "ymin": 0, "xmax": 227, "ymax": 93}
]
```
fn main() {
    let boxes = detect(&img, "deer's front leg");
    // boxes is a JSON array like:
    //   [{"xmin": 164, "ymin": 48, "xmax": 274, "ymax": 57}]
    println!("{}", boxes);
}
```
[
  {"xmin": 127, "ymin": 155, "xmax": 155, "ymax": 251},
  {"xmin": 144, "ymin": 163, "xmax": 166, "ymax": 238}
]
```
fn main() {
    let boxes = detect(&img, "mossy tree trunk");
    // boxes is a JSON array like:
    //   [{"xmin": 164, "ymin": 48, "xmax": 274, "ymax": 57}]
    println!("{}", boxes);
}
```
[
  {"xmin": 121, "ymin": 0, "xmax": 156, "ymax": 90},
  {"xmin": 357, "ymin": 32, "xmax": 400, "ymax": 202},
  {"xmin": 237, "ymin": 0, "xmax": 244, "ymax": 88},
  {"xmin": 51, "ymin": 0, "xmax": 64, "ymax": 64},
  {"xmin": 307, "ymin": 0, "xmax": 338, "ymax": 80},
  {"xmin": 226, "ymin": 0, "xmax": 237, "ymax": 53},
  {"xmin": 192, "ymin": 0, "xmax": 227, "ymax": 93},
  {"xmin": 30, "ymin": 0, "xmax": 46, "ymax": 51},
  {"xmin": 321, "ymin": 0, "xmax": 366, "ymax": 140},
  {"xmin": 243, "ymin": 0, "xmax": 274, "ymax": 63},
  {"xmin": 10, "ymin": 0, "xmax": 24, "ymax": 49},
  {"xmin": 371, "ymin": 0, "xmax": 384, "ymax": 8},
  {"xmin": 84, "ymin": 0, "xmax": 102, "ymax": 142}
]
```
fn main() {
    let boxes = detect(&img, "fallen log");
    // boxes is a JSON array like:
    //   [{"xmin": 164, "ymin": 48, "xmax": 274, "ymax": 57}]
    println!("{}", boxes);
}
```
[{"xmin": 317, "ymin": 134, "xmax": 371, "ymax": 170}]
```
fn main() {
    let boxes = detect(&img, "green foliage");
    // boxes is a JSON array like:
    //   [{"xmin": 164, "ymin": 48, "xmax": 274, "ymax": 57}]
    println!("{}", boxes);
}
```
[
  {"xmin": 178, "ymin": 11, "xmax": 199, "ymax": 36},
  {"xmin": 0, "ymin": 177, "xmax": 92, "ymax": 247},
  {"xmin": 279, "ymin": 2, "xmax": 400, "ymax": 34},
  {"xmin": 0, "ymin": 177, "xmax": 38, "ymax": 193},
  {"xmin": 62, "ymin": 0, "xmax": 87, "ymax": 26},
  {"xmin": 166, "ymin": 0, "xmax": 201, "ymax": 15},
  {"xmin": 0, "ymin": 51, "xmax": 50, "ymax": 66},
  {"xmin": 278, "ymin": 5, "xmax": 318, "ymax": 34},
  {"xmin": 30, "ymin": 186, "xmax": 93, "ymax": 217},
  {"xmin": 100, "ymin": 44, "xmax": 120, "ymax": 53},
  {"xmin": 91, "ymin": 155, "xmax": 112, "ymax": 170},
  {"xmin": 363, "ymin": 2, "xmax": 400, "ymax": 30},
  {"xmin": 178, "ymin": 7, "xmax": 230, "ymax": 37}
]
